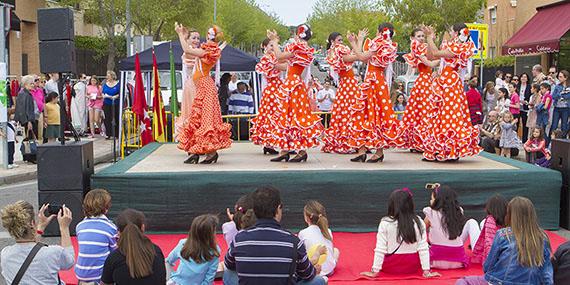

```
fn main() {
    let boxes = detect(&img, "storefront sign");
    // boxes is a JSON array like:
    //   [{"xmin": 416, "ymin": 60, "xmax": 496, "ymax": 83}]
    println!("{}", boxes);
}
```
[{"xmin": 503, "ymin": 43, "xmax": 560, "ymax": 56}]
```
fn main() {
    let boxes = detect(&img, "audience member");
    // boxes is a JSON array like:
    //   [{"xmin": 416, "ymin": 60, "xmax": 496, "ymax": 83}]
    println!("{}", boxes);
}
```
[
  {"xmin": 31, "ymin": 75, "xmax": 46, "ymax": 143},
  {"xmin": 504, "ymin": 73, "xmax": 512, "ymax": 85},
  {"xmin": 223, "ymin": 186, "xmax": 325, "ymax": 285},
  {"xmin": 45, "ymin": 73, "xmax": 60, "ymax": 95},
  {"xmin": 537, "ymin": 83, "xmax": 553, "ymax": 131},
  {"xmin": 101, "ymin": 209, "xmax": 166, "ymax": 285},
  {"xmin": 471, "ymin": 195, "xmax": 507, "ymax": 264},
  {"xmin": 393, "ymin": 94, "xmax": 406, "ymax": 120},
  {"xmin": 316, "ymin": 81, "xmax": 335, "ymax": 112},
  {"xmin": 499, "ymin": 112, "xmax": 521, "ymax": 158},
  {"xmin": 483, "ymin": 81, "xmax": 496, "ymax": 114},
  {"xmin": 424, "ymin": 186, "xmax": 480, "ymax": 269},
  {"xmin": 548, "ymin": 66, "xmax": 559, "ymax": 86},
  {"xmin": 552, "ymin": 239, "xmax": 570, "ymax": 284},
  {"xmin": 1, "ymin": 202, "xmax": 74, "ymax": 285},
  {"xmin": 532, "ymin": 65, "xmax": 547, "ymax": 85},
  {"xmin": 102, "ymin": 70, "xmax": 120, "ymax": 139},
  {"xmin": 526, "ymin": 84, "xmax": 542, "ymax": 140},
  {"xmin": 518, "ymin": 73, "xmax": 532, "ymax": 140},
  {"xmin": 228, "ymin": 82, "xmax": 254, "ymax": 114},
  {"xmin": 524, "ymin": 127, "xmax": 547, "ymax": 164},
  {"xmin": 466, "ymin": 79, "xmax": 483, "ymax": 125},
  {"xmin": 72, "ymin": 74, "xmax": 88, "ymax": 134},
  {"xmin": 75, "ymin": 189, "xmax": 118, "ymax": 284},
  {"xmin": 455, "ymin": 197, "xmax": 553, "ymax": 285},
  {"xmin": 218, "ymin": 73, "xmax": 232, "ymax": 115},
  {"xmin": 228, "ymin": 73, "xmax": 239, "ymax": 94},
  {"xmin": 7, "ymin": 108, "xmax": 17, "ymax": 169},
  {"xmin": 299, "ymin": 200, "xmax": 340, "ymax": 277},
  {"xmin": 479, "ymin": 111, "xmax": 501, "ymax": 154},
  {"xmin": 14, "ymin": 75, "xmax": 39, "ymax": 140},
  {"xmin": 44, "ymin": 92, "xmax": 61, "ymax": 143},
  {"xmin": 87, "ymin": 75, "xmax": 104, "ymax": 138},
  {"xmin": 508, "ymin": 83, "xmax": 520, "ymax": 119},
  {"xmin": 550, "ymin": 70, "xmax": 570, "ymax": 138},
  {"xmin": 495, "ymin": 88, "xmax": 510, "ymax": 114},
  {"xmin": 165, "ymin": 214, "xmax": 219, "ymax": 285},
  {"xmin": 222, "ymin": 194, "xmax": 256, "ymax": 248},
  {"xmin": 360, "ymin": 189, "xmax": 440, "ymax": 278},
  {"xmin": 494, "ymin": 70, "xmax": 506, "ymax": 90}
]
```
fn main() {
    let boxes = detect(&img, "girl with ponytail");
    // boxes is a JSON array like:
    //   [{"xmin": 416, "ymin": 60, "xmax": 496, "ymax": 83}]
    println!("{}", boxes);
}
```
[
  {"xmin": 299, "ymin": 200, "xmax": 340, "ymax": 276},
  {"xmin": 222, "ymin": 194, "xmax": 257, "ymax": 247},
  {"xmin": 101, "ymin": 209, "xmax": 166, "ymax": 285}
]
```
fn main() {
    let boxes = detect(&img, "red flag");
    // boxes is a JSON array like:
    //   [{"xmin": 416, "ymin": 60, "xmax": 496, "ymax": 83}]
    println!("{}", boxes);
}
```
[
  {"xmin": 132, "ymin": 53, "xmax": 154, "ymax": 146},
  {"xmin": 152, "ymin": 49, "xmax": 167, "ymax": 141}
]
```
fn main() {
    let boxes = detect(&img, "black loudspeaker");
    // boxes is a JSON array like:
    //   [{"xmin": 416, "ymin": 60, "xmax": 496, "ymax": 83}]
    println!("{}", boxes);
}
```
[
  {"xmin": 37, "ymin": 8, "xmax": 74, "ymax": 41},
  {"xmin": 551, "ymin": 139, "xmax": 570, "ymax": 228},
  {"xmin": 38, "ymin": 190, "xmax": 84, "ymax": 236},
  {"xmin": 39, "ymin": 40, "xmax": 76, "ymax": 74},
  {"xmin": 37, "ymin": 141, "xmax": 94, "ymax": 192}
]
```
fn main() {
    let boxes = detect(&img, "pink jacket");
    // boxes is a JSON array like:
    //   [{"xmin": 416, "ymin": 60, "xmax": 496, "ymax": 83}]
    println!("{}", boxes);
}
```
[
  {"xmin": 524, "ymin": 138, "xmax": 547, "ymax": 156},
  {"xmin": 472, "ymin": 215, "xmax": 500, "ymax": 264}
]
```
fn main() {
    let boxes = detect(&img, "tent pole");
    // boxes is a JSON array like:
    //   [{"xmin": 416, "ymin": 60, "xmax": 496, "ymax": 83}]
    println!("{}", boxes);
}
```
[{"xmin": 118, "ymin": 71, "xmax": 125, "ymax": 162}]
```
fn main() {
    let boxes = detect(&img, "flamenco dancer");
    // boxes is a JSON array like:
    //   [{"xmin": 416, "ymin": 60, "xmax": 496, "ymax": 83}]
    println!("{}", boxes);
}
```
[
  {"xmin": 401, "ymin": 28, "xmax": 440, "ymax": 152},
  {"xmin": 421, "ymin": 24, "xmax": 482, "ymax": 161},
  {"xmin": 348, "ymin": 23, "xmax": 404, "ymax": 163},
  {"xmin": 321, "ymin": 32, "xmax": 361, "ymax": 154},
  {"xmin": 250, "ymin": 38, "xmax": 287, "ymax": 155},
  {"xmin": 266, "ymin": 24, "xmax": 324, "ymax": 162},
  {"xmin": 176, "ymin": 23, "xmax": 232, "ymax": 164},
  {"xmin": 174, "ymin": 26, "xmax": 200, "ymax": 138}
]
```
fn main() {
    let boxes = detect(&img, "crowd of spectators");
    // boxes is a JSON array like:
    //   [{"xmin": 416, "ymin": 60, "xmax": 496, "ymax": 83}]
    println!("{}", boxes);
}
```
[{"xmin": 1, "ymin": 185, "xmax": 569, "ymax": 284}]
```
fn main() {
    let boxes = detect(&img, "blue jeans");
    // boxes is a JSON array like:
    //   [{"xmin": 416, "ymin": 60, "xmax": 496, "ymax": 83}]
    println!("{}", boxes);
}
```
[
  {"xmin": 551, "ymin": 107, "xmax": 570, "ymax": 136},
  {"xmin": 223, "ymin": 269, "xmax": 326, "ymax": 285}
]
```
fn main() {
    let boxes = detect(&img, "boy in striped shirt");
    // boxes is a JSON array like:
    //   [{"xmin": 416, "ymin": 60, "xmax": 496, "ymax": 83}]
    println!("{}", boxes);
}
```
[{"xmin": 75, "ymin": 189, "xmax": 118, "ymax": 284}]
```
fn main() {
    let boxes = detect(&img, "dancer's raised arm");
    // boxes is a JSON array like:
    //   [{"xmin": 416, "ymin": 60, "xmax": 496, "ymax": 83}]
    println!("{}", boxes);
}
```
[{"xmin": 175, "ymin": 22, "xmax": 206, "ymax": 57}]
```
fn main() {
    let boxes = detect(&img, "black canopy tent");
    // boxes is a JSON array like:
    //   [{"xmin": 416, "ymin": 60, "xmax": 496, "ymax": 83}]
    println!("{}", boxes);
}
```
[{"xmin": 118, "ymin": 40, "xmax": 258, "ymax": 71}]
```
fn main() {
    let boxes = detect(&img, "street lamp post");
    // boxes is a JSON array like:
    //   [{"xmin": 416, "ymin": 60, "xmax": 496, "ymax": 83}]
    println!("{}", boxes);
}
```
[{"xmin": 213, "ymin": 0, "xmax": 217, "ymax": 23}]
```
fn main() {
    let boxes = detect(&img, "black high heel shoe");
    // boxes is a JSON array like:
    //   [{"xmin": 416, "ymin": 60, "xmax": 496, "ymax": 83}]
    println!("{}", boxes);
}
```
[
  {"xmin": 270, "ymin": 153, "xmax": 290, "ymax": 162},
  {"xmin": 289, "ymin": 153, "xmax": 308, "ymax": 163},
  {"xmin": 184, "ymin": 154, "xmax": 200, "ymax": 164},
  {"xmin": 366, "ymin": 155, "xmax": 384, "ymax": 163},
  {"xmin": 263, "ymin": 147, "xmax": 279, "ymax": 155},
  {"xmin": 350, "ymin": 153, "xmax": 367, "ymax": 162},
  {"xmin": 200, "ymin": 152, "xmax": 219, "ymax": 164}
]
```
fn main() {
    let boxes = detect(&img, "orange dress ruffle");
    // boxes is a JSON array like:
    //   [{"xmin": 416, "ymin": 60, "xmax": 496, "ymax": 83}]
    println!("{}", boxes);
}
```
[
  {"xmin": 402, "ymin": 40, "xmax": 434, "ymax": 151},
  {"xmin": 347, "ymin": 37, "xmax": 405, "ymax": 150},
  {"xmin": 177, "ymin": 42, "xmax": 232, "ymax": 154},
  {"xmin": 175, "ymin": 53, "xmax": 197, "ymax": 138},
  {"xmin": 250, "ymin": 52, "xmax": 282, "ymax": 146},
  {"xmin": 322, "ymin": 44, "xmax": 358, "ymax": 153},
  {"xmin": 422, "ymin": 39, "xmax": 482, "ymax": 161},
  {"xmin": 266, "ymin": 41, "xmax": 324, "ymax": 151}
]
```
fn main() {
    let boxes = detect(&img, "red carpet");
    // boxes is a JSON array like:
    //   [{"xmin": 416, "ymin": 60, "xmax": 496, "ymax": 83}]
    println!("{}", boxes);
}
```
[{"xmin": 61, "ymin": 231, "xmax": 567, "ymax": 284}]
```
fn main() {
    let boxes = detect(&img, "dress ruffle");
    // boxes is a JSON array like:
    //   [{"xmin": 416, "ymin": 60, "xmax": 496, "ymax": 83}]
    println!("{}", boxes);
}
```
[
  {"xmin": 200, "ymin": 42, "xmax": 221, "ymax": 65},
  {"xmin": 284, "ymin": 41, "xmax": 315, "ymax": 66},
  {"xmin": 250, "ymin": 77, "xmax": 282, "ymax": 146},
  {"xmin": 266, "ymin": 74, "xmax": 324, "ymax": 150},
  {"xmin": 326, "ymin": 44, "xmax": 352, "ymax": 73},
  {"xmin": 364, "ymin": 37, "xmax": 398, "ymax": 68},
  {"xmin": 402, "ymin": 40, "xmax": 427, "ymax": 68},
  {"xmin": 177, "ymin": 76, "xmax": 232, "ymax": 154},
  {"xmin": 255, "ymin": 53, "xmax": 281, "ymax": 79}
]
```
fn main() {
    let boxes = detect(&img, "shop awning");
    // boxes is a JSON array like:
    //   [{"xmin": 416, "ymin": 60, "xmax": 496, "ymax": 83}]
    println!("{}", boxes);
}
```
[{"xmin": 502, "ymin": 0, "xmax": 570, "ymax": 56}]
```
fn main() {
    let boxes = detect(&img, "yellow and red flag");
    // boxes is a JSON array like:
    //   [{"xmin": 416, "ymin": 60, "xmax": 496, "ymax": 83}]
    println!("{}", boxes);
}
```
[{"xmin": 152, "ymin": 49, "xmax": 167, "ymax": 142}]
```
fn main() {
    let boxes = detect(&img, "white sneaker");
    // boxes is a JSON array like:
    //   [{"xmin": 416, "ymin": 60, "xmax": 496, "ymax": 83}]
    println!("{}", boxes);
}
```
[
  {"xmin": 7, "ymin": 164, "xmax": 13, "ymax": 169},
  {"xmin": 12, "ymin": 164, "xmax": 19, "ymax": 168}
]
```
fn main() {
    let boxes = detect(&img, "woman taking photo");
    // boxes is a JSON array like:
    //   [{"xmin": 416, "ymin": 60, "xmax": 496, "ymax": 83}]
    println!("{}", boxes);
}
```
[
  {"xmin": 1, "ymin": 202, "xmax": 74, "ymax": 284},
  {"xmin": 102, "ymin": 70, "xmax": 120, "ymax": 139},
  {"xmin": 176, "ymin": 23, "xmax": 232, "ymax": 164},
  {"xmin": 421, "ymin": 24, "xmax": 481, "ymax": 161},
  {"xmin": 101, "ymin": 209, "xmax": 166, "ymax": 285}
]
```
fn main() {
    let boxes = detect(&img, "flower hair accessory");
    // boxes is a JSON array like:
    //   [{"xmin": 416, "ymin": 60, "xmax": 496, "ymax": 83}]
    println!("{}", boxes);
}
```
[
  {"xmin": 382, "ymin": 27, "xmax": 392, "ymax": 40},
  {"xmin": 208, "ymin": 26, "xmax": 217, "ymax": 41},
  {"xmin": 297, "ymin": 24, "xmax": 308, "ymax": 39},
  {"xmin": 458, "ymin": 28, "xmax": 470, "ymax": 43},
  {"xmin": 399, "ymin": 187, "xmax": 413, "ymax": 197}
]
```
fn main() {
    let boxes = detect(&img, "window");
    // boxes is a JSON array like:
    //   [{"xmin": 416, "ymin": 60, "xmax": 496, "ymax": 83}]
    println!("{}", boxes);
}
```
[{"xmin": 490, "ymin": 7, "xmax": 497, "ymax": 24}]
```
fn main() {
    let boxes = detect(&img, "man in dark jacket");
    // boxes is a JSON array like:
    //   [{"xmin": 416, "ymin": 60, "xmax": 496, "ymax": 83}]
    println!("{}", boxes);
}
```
[{"xmin": 14, "ymin": 75, "xmax": 37, "ymax": 136}]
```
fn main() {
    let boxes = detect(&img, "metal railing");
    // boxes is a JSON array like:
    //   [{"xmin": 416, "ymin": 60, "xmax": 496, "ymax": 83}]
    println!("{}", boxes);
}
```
[{"xmin": 121, "ymin": 109, "xmax": 403, "ymax": 158}]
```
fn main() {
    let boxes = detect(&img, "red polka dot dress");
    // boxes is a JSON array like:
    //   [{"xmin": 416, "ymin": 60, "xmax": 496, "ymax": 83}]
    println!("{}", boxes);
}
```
[
  {"xmin": 250, "ymin": 52, "xmax": 282, "ymax": 147},
  {"xmin": 177, "ymin": 42, "xmax": 232, "ymax": 154},
  {"xmin": 347, "ymin": 36, "xmax": 405, "ymax": 150},
  {"xmin": 266, "ymin": 40, "xmax": 324, "ymax": 151},
  {"xmin": 422, "ymin": 39, "xmax": 482, "ymax": 161},
  {"xmin": 322, "ymin": 43, "xmax": 359, "ymax": 154},
  {"xmin": 402, "ymin": 39, "xmax": 434, "ymax": 151}
]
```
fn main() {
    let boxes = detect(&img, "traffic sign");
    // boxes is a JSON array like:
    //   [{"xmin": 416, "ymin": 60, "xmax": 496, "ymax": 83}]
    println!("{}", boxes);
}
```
[{"xmin": 467, "ymin": 23, "xmax": 488, "ymax": 59}]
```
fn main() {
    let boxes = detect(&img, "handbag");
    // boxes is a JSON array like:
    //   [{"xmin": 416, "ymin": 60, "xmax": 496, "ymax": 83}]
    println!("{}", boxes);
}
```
[{"xmin": 20, "ymin": 129, "xmax": 38, "ymax": 157}]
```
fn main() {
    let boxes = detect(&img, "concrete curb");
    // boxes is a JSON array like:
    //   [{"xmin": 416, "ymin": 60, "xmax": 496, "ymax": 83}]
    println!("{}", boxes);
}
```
[{"xmin": 0, "ymin": 151, "xmax": 114, "ymax": 187}]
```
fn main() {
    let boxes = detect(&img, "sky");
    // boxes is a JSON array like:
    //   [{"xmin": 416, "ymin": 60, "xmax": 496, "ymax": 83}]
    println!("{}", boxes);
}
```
[{"xmin": 255, "ymin": 0, "xmax": 318, "ymax": 26}]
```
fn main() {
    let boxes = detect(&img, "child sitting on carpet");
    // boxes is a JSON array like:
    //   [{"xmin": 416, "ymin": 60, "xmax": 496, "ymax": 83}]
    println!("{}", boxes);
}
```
[
  {"xmin": 424, "ymin": 186, "xmax": 480, "ymax": 269},
  {"xmin": 299, "ymin": 200, "xmax": 340, "ymax": 276},
  {"xmin": 455, "ymin": 197, "xmax": 553, "ymax": 285},
  {"xmin": 222, "ymin": 194, "xmax": 256, "ymax": 247},
  {"xmin": 471, "ymin": 195, "xmax": 507, "ymax": 264},
  {"xmin": 75, "ymin": 189, "xmax": 118, "ymax": 284},
  {"xmin": 360, "ymin": 188, "xmax": 440, "ymax": 278},
  {"xmin": 166, "ymin": 214, "xmax": 220, "ymax": 285}
]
